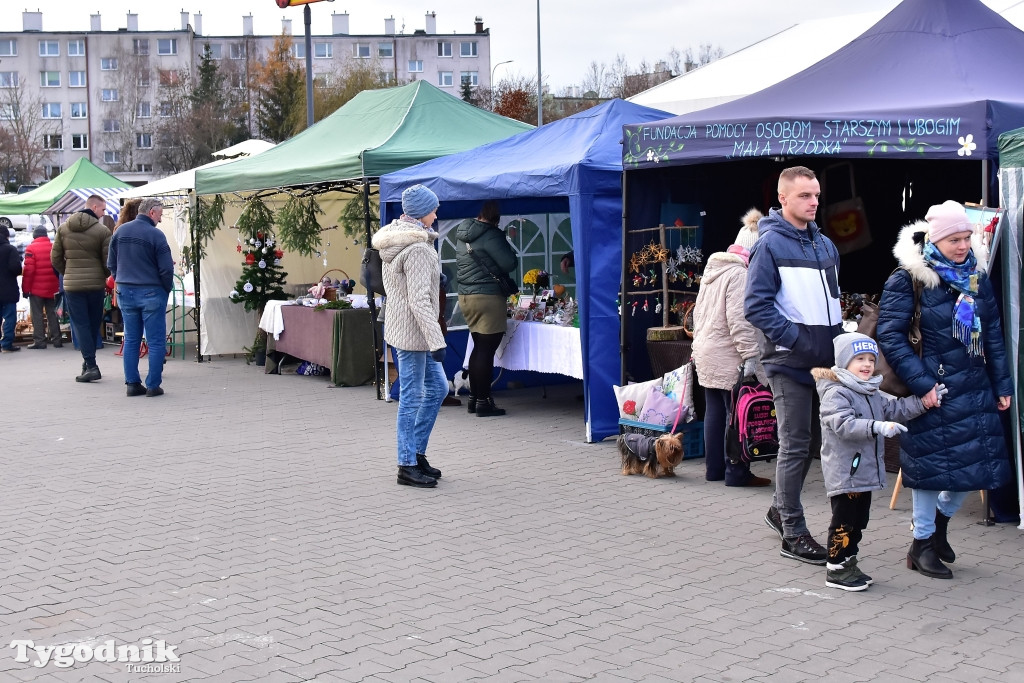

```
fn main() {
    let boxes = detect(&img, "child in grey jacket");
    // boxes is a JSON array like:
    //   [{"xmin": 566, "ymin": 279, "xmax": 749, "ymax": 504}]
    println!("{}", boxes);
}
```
[{"xmin": 812, "ymin": 332, "xmax": 942, "ymax": 591}]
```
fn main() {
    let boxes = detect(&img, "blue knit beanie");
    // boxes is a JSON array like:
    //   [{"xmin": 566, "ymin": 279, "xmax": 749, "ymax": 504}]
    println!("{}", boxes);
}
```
[{"xmin": 401, "ymin": 184, "xmax": 439, "ymax": 219}]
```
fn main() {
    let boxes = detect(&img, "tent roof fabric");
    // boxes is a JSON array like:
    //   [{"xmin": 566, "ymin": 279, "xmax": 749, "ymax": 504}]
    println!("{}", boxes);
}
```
[
  {"xmin": 624, "ymin": 0, "xmax": 1024, "ymax": 167},
  {"xmin": 999, "ymin": 126, "xmax": 1024, "ymax": 168},
  {"xmin": 46, "ymin": 187, "xmax": 124, "ymax": 221},
  {"xmin": 628, "ymin": 10, "xmax": 888, "ymax": 116},
  {"xmin": 0, "ymin": 158, "xmax": 130, "ymax": 214},
  {"xmin": 211, "ymin": 139, "xmax": 275, "ymax": 159},
  {"xmin": 120, "ymin": 141, "xmax": 275, "ymax": 200},
  {"xmin": 195, "ymin": 81, "xmax": 532, "ymax": 196}
]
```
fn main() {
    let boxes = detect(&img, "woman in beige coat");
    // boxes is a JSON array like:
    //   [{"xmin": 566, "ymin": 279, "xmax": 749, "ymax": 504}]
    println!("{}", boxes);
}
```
[{"xmin": 691, "ymin": 209, "xmax": 771, "ymax": 486}]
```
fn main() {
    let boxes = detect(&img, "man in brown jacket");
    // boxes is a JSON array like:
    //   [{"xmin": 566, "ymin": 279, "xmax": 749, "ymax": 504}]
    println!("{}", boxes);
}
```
[{"xmin": 51, "ymin": 195, "xmax": 111, "ymax": 382}]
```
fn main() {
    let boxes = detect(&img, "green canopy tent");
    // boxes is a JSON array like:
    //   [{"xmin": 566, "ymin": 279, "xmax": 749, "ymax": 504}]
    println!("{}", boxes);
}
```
[
  {"xmin": 192, "ymin": 81, "xmax": 531, "ymax": 391},
  {"xmin": 998, "ymin": 126, "xmax": 1024, "ymax": 528},
  {"xmin": 0, "ymin": 158, "xmax": 130, "ymax": 217}
]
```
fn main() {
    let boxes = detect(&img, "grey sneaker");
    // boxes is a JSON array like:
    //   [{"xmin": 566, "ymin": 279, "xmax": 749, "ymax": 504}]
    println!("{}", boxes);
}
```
[
  {"xmin": 764, "ymin": 506, "xmax": 783, "ymax": 540},
  {"xmin": 846, "ymin": 555, "xmax": 873, "ymax": 585},
  {"xmin": 781, "ymin": 534, "xmax": 827, "ymax": 565},
  {"xmin": 826, "ymin": 561, "xmax": 869, "ymax": 592}
]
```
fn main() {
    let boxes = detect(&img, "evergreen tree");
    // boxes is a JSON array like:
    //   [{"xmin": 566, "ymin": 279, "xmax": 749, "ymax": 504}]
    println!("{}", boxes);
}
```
[
  {"xmin": 254, "ymin": 35, "xmax": 304, "ymax": 142},
  {"xmin": 229, "ymin": 198, "xmax": 289, "ymax": 312}
]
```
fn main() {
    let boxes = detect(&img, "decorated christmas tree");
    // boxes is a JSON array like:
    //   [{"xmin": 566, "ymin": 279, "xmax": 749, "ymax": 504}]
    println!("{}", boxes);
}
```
[{"xmin": 229, "ymin": 197, "xmax": 289, "ymax": 313}]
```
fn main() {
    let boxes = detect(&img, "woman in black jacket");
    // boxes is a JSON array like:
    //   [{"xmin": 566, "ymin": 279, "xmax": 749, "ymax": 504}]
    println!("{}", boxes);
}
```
[
  {"xmin": 878, "ymin": 200, "xmax": 1013, "ymax": 580},
  {"xmin": 455, "ymin": 201, "xmax": 517, "ymax": 417}
]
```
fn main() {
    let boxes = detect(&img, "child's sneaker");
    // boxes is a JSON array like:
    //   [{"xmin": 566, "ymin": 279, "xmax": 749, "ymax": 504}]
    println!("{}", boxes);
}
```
[
  {"xmin": 846, "ymin": 555, "xmax": 873, "ymax": 585},
  {"xmin": 825, "ymin": 560, "xmax": 869, "ymax": 592}
]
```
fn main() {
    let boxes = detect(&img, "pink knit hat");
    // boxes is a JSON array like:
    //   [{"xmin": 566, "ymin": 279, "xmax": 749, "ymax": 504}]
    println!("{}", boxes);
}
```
[{"xmin": 925, "ymin": 200, "xmax": 972, "ymax": 243}]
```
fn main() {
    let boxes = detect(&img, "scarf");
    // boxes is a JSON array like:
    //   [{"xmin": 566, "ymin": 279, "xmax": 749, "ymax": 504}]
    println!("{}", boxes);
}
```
[
  {"xmin": 832, "ymin": 367, "xmax": 883, "ymax": 395},
  {"xmin": 922, "ymin": 241, "xmax": 983, "ymax": 356}
]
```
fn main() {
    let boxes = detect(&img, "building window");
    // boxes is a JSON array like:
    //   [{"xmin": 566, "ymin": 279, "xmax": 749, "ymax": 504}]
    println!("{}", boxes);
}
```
[
  {"xmin": 408, "ymin": 60, "xmax": 423, "ymax": 73},
  {"xmin": 313, "ymin": 73, "xmax": 332, "ymax": 88},
  {"xmin": 378, "ymin": 71, "xmax": 396, "ymax": 86},
  {"xmin": 101, "ymin": 89, "xmax": 118, "ymax": 102},
  {"xmin": 70, "ymin": 102, "xmax": 87, "ymax": 118},
  {"xmin": 229, "ymin": 43, "xmax": 245, "ymax": 60},
  {"xmin": 0, "ymin": 103, "xmax": 17, "ymax": 120},
  {"xmin": 158, "ymin": 39, "xmax": 177, "ymax": 56},
  {"xmin": 290, "ymin": 42, "xmax": 305, "ymax": 59},
  {"xmin": 0, "ymin": 72, "xmax": 17, "ymax": 88},
  {"xmin": 41, "ymin": 103, "xmax": 62, "ymax": 119},
  {"xmin": 437, "ymin": 41, "xmax": 452, "ymax": 58},
  {"xmin": 438, "ymin": 71, "xmax": 453, "ymax": 87},
  {"xmin": 136, "ymin": 133, "xmax": 153, "ymax": 149},
  {"xmin": 136, "ymin": 163, "xmax": 153, "ymax": 173},
  {"xmin": 39, "ymin": 40, "xmax": 59, "ymax": 57},
  {"xmin": 137, "ymin": 101, "xmax": 151, "ymax": 118},
  {"xmin": 104, "ymin": 151, "xmax": 120, "ymax": 164},
  {"xmin": 72, "ymin": 133, "xmax": 88, "ymax": 150},
  {"xmin": 101, "ymin": 57, "xmax": 118, "ymax": 71},
  {"xmin": 204, "ymin": 43, "xmax": 222, "ymax": 60},
  {"xmin": 40, "ymin": 71, "xmax": 60, "ymax": 87},
  {"xmin": 354, "ymin": 43, "xmax": 370, "ymax": 59},
  {"xmin": 159, "ymin": 101, "xmax": 174, "ymax": 117},
  {"xmin": 138, "ymin": 72, "xmax": 151, "ymax": 88},
  {"xmin": 69, "ymin": 71, "xmax": 87, "ymax": 88},
  {"xmin": 378, "ymin": 42, "xmax": 393, "ymax": 58},
  {"xmin": 68, "ymin": 39, "xmax": 86, "ymax": 57},
  {"xmin": 314, "ymin": 42, "xmax": 332, "ymax": 59},
  {"xmin": 230, "ymin": 74, "xmax": 245, "ymax": 90},
  {"xmin": 102, "ymin": 119, "xmax": 120, "ymax": 132},
  {"xmin": 158, "ymin": 70, "xmax": 179, "ymax": 87},
  {"xmin": 460, "ymin": 41, "xmax": 478, "ymax": 57},
  {"xmin": 460, "ymin": 71, "xmax": 479, "ymax": 87},
  {"xmin": 0, "ymin": 39, "xmax": 16, "ymax": 57},
  {"xmin": 43, "ymin": 134, "xmax": 63, "ymax": 150},
  {"xmin": 133, "ymin": 39, "xmax": 149, "ymax": 56},
  {"xmin": 44, "ymin": 165, "xmax": 62, "ymax": 179}
]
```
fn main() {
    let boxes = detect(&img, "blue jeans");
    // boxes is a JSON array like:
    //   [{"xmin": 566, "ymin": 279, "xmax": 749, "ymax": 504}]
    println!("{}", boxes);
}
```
[
  {"xmin": 0, "ymin": 301, "xmax": 16, "ymax": 349},
  {"xmin": 912, "ymin": 489, "xmax": 969, "ymax": 539},
  {"xmin": 767, "ymin": 374, "xmax": 822, "ymax": 539},
  {"xmin": 394, "ymin": 348, "xmax": 448, "ymax": 467},
  {"xmin": 64, "ymin": 290, "xmax": 105, "ymax": 365},
  {"xmin": 117, "ymin": 285, "xmax": 167, "ymax": 388}
]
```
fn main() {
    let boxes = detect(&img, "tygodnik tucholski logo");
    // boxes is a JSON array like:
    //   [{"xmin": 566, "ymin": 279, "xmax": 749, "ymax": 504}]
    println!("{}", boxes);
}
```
[{"xmin": 10, "ymin": 638, "xmax": 181, "ymax": 672}]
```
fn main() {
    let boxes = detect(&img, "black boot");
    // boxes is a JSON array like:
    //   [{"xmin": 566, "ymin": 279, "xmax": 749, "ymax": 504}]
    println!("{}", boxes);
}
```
[
  {"xmin": 933, "ymin": 510, "xmax": 956, "ymax": 563},
  {"xmin": 906, "ymin": 537, "xmax": 953, "ymax": 579},
  {"xmin": 467, "ymin": 394, "xmax": 477, "ymax": 414},
  {"xmin": 417, "ymin": 453, "xmax": 441, "ymax": 479},
  {"xmin": 397, "ymin": 465, "xmax": 436, "ymax": 488},
  {"xmin": 76, "ymin": 363, "xmax": 101, "ymax": 383},
  {"xmin": 474, "ymin": 395, "xmax": 506, "ymax": 417}
]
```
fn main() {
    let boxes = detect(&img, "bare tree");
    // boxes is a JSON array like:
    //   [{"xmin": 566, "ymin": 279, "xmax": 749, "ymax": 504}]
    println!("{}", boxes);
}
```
[
  {"xmin": 0, "ymin": 79, "xmax": 61, "ymax": 188},
  {"xmin": 579, "ymin": 61, "xmax": 608, "ymax": 97},
  {"xmin": 98, "ymin": 42, "xmax": 156, "ymax": 173}
]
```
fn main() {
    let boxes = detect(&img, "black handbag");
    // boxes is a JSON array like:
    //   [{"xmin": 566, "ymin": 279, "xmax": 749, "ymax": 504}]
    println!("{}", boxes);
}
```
[
  {"xmin": 360, "ymin": 247, "xmax": 385, "ymax": 295},
  {"xmin": 465, "ymin": 242, "xmax": 518, "ymax": 297}
]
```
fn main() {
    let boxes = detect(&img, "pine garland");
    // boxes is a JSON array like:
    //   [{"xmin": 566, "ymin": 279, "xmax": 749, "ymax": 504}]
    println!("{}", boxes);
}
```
[
  {"xmin": 276, "ymin": 195, "xmax": 324, "ymax": 257},
  {"xmin": 182, "ymin": 193, "xmax": 226, "ymax": 270}
]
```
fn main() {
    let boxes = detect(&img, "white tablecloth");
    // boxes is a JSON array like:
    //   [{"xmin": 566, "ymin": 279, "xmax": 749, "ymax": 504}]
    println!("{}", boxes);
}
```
[
  {"xmin": 464, "ymin": 320, "xmax": 583, "ymax": 379},
  {"xmin": 258, "ymin": 300, "xmax": 295, "ymax": 340}
]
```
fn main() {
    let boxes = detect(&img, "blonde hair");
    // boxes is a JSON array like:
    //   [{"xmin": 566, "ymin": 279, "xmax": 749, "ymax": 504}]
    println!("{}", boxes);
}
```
[{"xmin": 777, "ymin": 166, "xmax": 816, "ymax": 192}]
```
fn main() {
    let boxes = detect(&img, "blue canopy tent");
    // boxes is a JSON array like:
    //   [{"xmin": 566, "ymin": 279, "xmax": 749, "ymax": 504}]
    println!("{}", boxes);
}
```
[
  {"xmin": 618, "ymin": 0, "xmax": 1024, "ymax": 385},
  {"xmin": 380, "ymin": 99, "xmax": 672, "ymax": 442}
]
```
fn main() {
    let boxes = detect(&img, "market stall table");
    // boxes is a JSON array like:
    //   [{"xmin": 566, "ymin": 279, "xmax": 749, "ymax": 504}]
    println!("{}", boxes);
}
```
[
  {"xmin": 463, "ymin": 319, "xmax": 583, "ymax": 379},
  {"xmin": 261, "ymin": 304, "xmax": 376, "ymax": 386}
]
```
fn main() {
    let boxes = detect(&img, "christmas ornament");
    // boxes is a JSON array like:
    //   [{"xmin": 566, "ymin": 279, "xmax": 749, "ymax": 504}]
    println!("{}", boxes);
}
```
[
  {"xmin": 274, "ymin": 259, "xmax": 282, "ymax": 266},
  {"xmin": 245, "ymin": 253, "xmax": 256, "ymax": 265},
  {"xmin": 229, "ymin": 289, "xmax": 238, "ymax": 299},
  {"xmin": 243, "ymin": 282, "xmax": 253, "ymax": 293},
  {"xmin": 236, "ymin": 245, "xmax": 242, "ymax": 253},
  {"xmin": 262, "ymin": 247, "xmax": 267, "ymax": 254},
  {"xmin": 258, "ymin": 260, "xmax": 267, "ymax": 269},
  {"xmin": 254, "ymin": 240, "xmax": 262, "ymax": 248},
  {"xmin": 274, "ymin": 249, "xmax": 283, "ymax": 259}
]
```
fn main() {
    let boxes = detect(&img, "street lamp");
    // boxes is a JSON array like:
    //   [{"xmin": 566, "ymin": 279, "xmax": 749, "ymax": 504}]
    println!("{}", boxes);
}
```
[
  {"xmin": 536, "ymin": 0, "xmax": 542, "ymax": 125},
  {"xmin": 490, "ymin": 60, "xmax": 513, "ymax": 109}
]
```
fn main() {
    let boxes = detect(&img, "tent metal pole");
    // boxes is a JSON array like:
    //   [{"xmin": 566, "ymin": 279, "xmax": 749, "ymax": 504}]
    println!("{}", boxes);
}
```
[
  {"xmin": 982, "ymin": 159, "xmax": 990, "ymax": 206},
  {"xmin": 304, "ymin": 5, "xmax": 314, "ymax": 128},
  {"xmin": 364, "ymin": 179, "xmax": 383, "ymax": 400},
  {"xmin": 620, "ymin": 170, "xmax": 629, "ymax": 385},
  {"xmin": 189, "ymin": 190, "xmax": 204, "ymax": 363}
]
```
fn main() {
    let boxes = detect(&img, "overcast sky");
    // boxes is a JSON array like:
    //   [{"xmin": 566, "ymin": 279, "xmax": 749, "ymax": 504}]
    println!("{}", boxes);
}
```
[{"xmin": 3, "ymin": 1, "xmax": 1020, "ymax": 90}]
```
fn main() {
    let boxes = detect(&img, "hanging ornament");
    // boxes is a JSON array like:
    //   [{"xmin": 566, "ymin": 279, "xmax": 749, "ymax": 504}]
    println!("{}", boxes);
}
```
[
  {"xmin": 631, "ymin": 301, "xmax": 639, "ymax": 316},
  {"xmin": 274, "ymin": 249, "xmax": 284, "ymax": 259},
  {"xmin": 258, "ymin": 259, "xmax": 267, "ymax": 269},
  {"xmin": 256, "ymin": 232, "xmax": 264, "ymax": 240},
  {"xmin": 323, "ymin": 258, "xmax": 328, "ymax": 267},
  {"xmin": 655, "ymin": 297, "xmax": 663, "ymax": 314},
  {"xmin": 236, "ymin": 244, "xmax": 242, "ymax": 253},
  {"xmin": 245, "ymin": 253, "xmax": 256, "ymax": 265},
  {"xmin": 243, "ymin": 282, "xmax": 253, "ymax": 293},
  {"xmin": 643, "ymin": 298, "xmax": 649, "ymax": 312},
  {"xmin": 326, "ymin": 241, "xmax": 331, "ymax": 247},
  {"xmin": 632, "ymin": 274, "xmax": 642, "ymax": 288},
  {"xmin": 254, "ymin": 239, "xmax": 262, "ymax": 248},
  {"xmin": 249, "ymin": 238, "xmax": 256, "ymax": 245},
  {"xmin": 229, "ymin": 289, "xmax": 239, "ymax": 299},
  {"xmin": 274, "ymin": 259, "xmax": 282, "ymax": 266},
  {"xmin": 262, "ymin": 247, "xmax": 268, "ymax": 254},
  {"xmin": 265, "ymin": 237, "xmax": 274, "ymax": 247}
]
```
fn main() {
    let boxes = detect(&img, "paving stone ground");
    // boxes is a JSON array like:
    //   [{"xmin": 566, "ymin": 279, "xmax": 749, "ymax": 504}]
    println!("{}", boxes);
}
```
[{"xmin": 1, "ymin": 344, "xmax": 1022, "ymax": 682}]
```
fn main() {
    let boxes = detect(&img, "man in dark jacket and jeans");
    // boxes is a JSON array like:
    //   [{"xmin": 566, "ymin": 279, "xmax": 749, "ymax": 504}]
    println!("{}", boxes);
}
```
[
  {"xmin": 745, "ymin": 166, "xmax": 843, "ymax": 565},
  {"xmin": 0, "ymin": 227, "xmax": 22, "ymax": 352}
]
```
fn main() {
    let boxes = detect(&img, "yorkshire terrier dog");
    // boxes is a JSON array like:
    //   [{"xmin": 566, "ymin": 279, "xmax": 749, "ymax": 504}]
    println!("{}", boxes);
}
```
[{"xmin": 618, "ymin": 431, "xmax": 684, "ymax": 478}]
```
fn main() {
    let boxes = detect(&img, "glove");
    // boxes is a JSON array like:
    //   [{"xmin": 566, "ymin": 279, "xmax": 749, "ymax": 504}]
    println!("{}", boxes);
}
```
[
  {"xmin": 742, "ymin": 357, "xmax": 769, "ymax": 386},
  {"xmin": 872, "ymin": 421, "xmax": 908, "ymax": 438},
  {"xmin": 934, "ymin": 383, "xmax": 949, "ymax": 401},
  {"xmin": 430, "ymin": 347, "xmax": 446, "ymax": 364}
]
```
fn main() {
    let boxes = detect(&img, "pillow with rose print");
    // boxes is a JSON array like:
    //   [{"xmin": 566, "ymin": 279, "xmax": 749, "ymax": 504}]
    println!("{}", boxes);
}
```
[
  {"xmin": 612, "ymin": 377, "xmax": 662, "ymax": 420},
  {"xmin": 662, "ymin": 361, "xmax": 695, "ymax": 422}
]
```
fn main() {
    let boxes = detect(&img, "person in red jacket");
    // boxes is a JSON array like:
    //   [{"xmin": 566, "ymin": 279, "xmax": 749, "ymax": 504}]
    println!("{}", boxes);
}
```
[{"xmin": 22, "ymin": 226, "xmax": 62, "ymax": 349}]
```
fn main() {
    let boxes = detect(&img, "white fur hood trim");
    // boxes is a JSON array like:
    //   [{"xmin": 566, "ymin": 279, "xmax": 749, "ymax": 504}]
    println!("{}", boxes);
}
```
[{"xmin": 892, "ymin": 220, "xmax": 988, "ymax": 289}]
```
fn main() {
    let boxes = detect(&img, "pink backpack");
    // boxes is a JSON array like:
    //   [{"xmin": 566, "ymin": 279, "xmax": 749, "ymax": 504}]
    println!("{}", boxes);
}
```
[{"xmin": 725, "ymin": 372, "xmax": 779, "ymax": 464}]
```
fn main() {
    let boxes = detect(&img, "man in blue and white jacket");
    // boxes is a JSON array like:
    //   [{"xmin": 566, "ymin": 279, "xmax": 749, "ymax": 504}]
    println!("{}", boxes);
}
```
[{"xmin": 744, "ymin": 166, "xmax": 843, "ymax": 566}]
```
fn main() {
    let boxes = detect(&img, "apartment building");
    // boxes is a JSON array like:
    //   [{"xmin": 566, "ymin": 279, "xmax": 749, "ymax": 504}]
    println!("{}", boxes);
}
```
[{"xmin": 0, "ymin": 10, "xmax": 491, "ymax": 185}]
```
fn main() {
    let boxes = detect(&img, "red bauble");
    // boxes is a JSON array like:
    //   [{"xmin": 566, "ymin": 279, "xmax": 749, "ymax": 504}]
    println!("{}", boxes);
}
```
[
  {"xmin": 274, "ymin": 249, "xmax": 284, "ymax": 259},
  {"xmin": 245, "ymin": 253, "xmax": 256, "ymax": 265},
  {"xmin": 256, "ymin": 232, "xmax": 264, "ymax": 240},
  {"xmin": 236, "ymin": 245, "xmax": 242, "ymax": 253}
]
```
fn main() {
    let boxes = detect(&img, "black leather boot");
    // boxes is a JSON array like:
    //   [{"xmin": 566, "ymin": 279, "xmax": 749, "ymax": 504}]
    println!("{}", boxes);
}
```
[
  {"xmin": 906, "ymin": 537, "xmax": 953, "ymax": 579},
  {"xmin": 397, "ymin": 465, "xmax": 436, "ymax": 488},
  {"xmin": 933, "ymin": 510, "xmax": 956, "ymax": 563},
  {"xmin": 467, "ymin": 394, "xmax": 477, "ymax": 414},
  {"xmin": 417, "ymin": 453, "xmax": 441, "ymax": 479},
  {"xmin": 475, "ymin": 395, "xmax": 506, "ymax": 417},
  {"xmin": 76, "ymin": 363, "xmax": 101, "ymax": 383}
]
